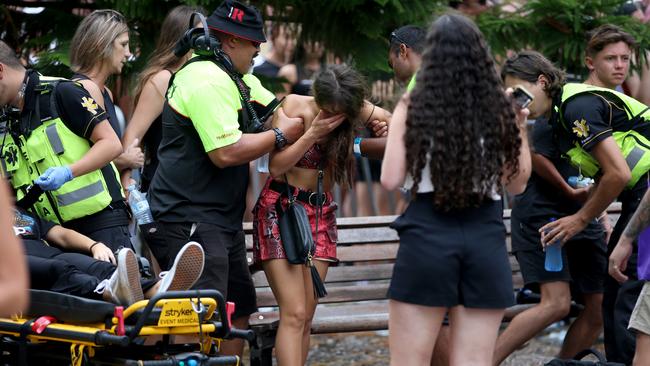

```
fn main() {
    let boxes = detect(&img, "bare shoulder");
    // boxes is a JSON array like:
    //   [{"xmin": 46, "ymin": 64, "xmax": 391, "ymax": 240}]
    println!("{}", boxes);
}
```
[
  {"xmin": 283, "ymin": 94, "xmax": 317, "ymax": 119},
  {"xmin": 150, "ymin": 69, "xmax": 173, "ymax": 93}
]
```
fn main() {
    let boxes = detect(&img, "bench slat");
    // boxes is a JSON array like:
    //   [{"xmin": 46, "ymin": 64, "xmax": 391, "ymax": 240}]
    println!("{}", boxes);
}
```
[
  {"xmin": 336, "ymin": 227, "xmax": 399, "ymax": 244},
  {"xmin": 336, "ymin": 244, "xmax": 399, "ymax": 262},
  {"xmin": 252, "ymin": 263, "xmax": 395, "ymax": 288},
  {"xmin": 256, "ymin": 283, "xmax": 390, "ymax": 307},
  {"xmin": 247, "ymin": 244, "xmax": 400, "ymax": 266}
]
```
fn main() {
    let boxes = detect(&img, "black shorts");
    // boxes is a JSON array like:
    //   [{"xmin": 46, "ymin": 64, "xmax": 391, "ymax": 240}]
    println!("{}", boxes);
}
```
[
  {"xmin": 65, "ymin": 207, "xmax": 133, "ymax": 252},
  {"xmin": 144, "ymin": 222, "xmax": 257, "ymax": 319},
  {"xmin": 388, "ymin": 194, "xmax": 514, "ymax": 308},
  {"xmin": 513, "ymin": 223, "xmax": 607, "ymax": 294}
]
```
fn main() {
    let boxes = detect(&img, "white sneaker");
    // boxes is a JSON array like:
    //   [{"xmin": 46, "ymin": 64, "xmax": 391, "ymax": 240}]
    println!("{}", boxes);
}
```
[
  {"xmin": 157, "ymin": 241, "xmax": 205, "ymax": 294},
  {"xmin": 96, "ymin": 248, "xmax": 144, "ymax": 306}
]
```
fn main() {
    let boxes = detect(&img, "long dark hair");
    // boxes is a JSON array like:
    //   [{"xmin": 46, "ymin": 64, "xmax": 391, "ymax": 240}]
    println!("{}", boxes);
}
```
[
  {"xmin": 406, "ymin": 13, "xmax": 521, "ymax": 211},
  {"xmin": 133, "ymin": 5, "xmax": 205, "ymax": 105},
  {"xmin": 313, "ymin": 64, "xmax": 366, "ymax": 188}
]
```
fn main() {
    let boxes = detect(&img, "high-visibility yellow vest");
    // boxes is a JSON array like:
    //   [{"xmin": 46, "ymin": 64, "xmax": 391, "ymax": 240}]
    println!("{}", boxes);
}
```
[
  {"xmin": 1, "ymin": 77, "xmax": 120, "ymax": 223},
  {"xmin": 556, "ymin": 83, "xmax": 650, "ymax": 189}
]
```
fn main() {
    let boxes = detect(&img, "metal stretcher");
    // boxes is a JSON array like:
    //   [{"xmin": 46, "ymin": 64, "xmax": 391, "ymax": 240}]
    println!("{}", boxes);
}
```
[{"xmin": 0, "ymin": 289, "xmax": 253, "ymax": 365}]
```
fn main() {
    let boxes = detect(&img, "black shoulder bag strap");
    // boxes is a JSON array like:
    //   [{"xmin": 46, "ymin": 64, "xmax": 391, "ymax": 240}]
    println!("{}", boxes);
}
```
[{"xmin": 310, "ymin": 161, "xmax": 327, "ymax": 297}]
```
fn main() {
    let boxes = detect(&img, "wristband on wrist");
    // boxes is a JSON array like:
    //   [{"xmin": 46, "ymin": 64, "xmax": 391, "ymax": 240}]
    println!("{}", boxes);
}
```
[
  {"xmin": 89, "ymin": 242, "xmax": 102, "ymax": 253},
  {"xmin": 272, "ymin": 127, "xmax": 288, "ymax": 149},
  {"xmin": 353, "ymin": 137, "xmax": 362, "ymax": 158}
]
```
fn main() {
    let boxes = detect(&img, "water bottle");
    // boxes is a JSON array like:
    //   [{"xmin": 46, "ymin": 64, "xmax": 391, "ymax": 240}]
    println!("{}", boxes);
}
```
[
  {"xmin": 127, "ymin": 185, "xmax": 153, "ymax": 225},
  {"xmin": 567, "ymin": 176, "xmax": 594, "ymax": 188},
  {"xmin": 544, "ymin": 218, "xmax": 563, "ymax": 272}
]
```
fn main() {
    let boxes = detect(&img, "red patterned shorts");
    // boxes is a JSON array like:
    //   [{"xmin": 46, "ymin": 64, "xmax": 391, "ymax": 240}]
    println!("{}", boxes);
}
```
[{"xmin": 252, "ymin": 179, "xmax": 338, "ymax": 264}]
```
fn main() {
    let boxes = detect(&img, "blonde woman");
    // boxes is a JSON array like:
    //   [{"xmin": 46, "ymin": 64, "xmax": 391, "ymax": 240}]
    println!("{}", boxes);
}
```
[
  {"xmin": 70, "ymin": 9, "xmax": 143, "ymax": 171},
  {"xmin": 64, "ymin": 10, "xmax": 136, "ymax": 251}
]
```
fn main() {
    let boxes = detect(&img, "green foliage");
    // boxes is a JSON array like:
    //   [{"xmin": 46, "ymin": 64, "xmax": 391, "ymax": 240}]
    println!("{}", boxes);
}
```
[
  {"xmin": 477, "ymin": 0, "xmax": 650, "ymax": 75},
  {"xmin": 98, "ymin": 0, "xmax": 439, "ymax": 77}
]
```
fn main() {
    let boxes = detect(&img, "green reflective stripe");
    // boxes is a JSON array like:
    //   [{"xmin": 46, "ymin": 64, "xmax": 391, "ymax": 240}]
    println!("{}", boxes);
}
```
[
  {"xmin": 407, "ymin": 74, "xmax": 417, "ymax": 92},
  {"xmin": 45, "ymin": 124, "xmax": 64, "ymax": 155},
  {"xmin": 626, "ymin": 147, "xmax": 645, "ymax": 171},
  {"xmin": 56, "ymin": 180, "xmax": 104, "ymax": 207}
]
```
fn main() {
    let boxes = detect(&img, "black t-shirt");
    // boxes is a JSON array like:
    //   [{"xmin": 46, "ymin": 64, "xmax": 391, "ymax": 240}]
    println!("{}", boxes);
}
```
[
  {"xmin": 72, "ymin": 73, "xmax": 122, "ymax": 137},
  {"xmin": 28, "ymin": 77, "xmax": 107, "ymax": 139},
  {"xmin": 13, "ymin": 207, "xmax": 55, "ymax": 240},
  {"xmin": 253, "ymin": 60, "xmax": 282, "ymax": 79},
  {"xmin": 560, "ymin": 93, "xmax": 634, "ymax": 152},
  {"xmin": 13, "ymin": 207, "xmax": 63, "ymax": 257},
  {"xmin": 511, "ymin": 118, "xmax": 603, "ymax": 251}
]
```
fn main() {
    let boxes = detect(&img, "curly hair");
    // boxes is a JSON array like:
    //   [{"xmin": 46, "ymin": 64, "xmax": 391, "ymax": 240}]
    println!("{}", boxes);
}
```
[
  {"xmin": 406, "ymin": 13, "xmax": 521, "ymax": 211},
  {"xmin": 313, "ymin": 64, "xmax": 366, "ymax": 188}
]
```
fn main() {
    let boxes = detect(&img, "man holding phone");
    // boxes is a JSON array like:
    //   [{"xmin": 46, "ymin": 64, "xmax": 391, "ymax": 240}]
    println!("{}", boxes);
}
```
[{"xmin": 492, "ymin": 27, "xmax": 635, "ymax": 361}]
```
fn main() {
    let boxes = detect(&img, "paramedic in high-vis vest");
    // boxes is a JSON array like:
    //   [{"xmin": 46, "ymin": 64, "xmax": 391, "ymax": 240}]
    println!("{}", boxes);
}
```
[
  {"xmin": 0, "ymin": 41, "xmax": 129, "ymax": 252},
  {"xmin": 502, "ymin": 50, "xmax": 649, "ymax": 365}
]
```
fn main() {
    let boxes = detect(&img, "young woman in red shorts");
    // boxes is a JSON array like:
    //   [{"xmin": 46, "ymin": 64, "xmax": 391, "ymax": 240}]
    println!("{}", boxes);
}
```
[{"xmin": 252, "ymin": 64, "xmax": 390, "ymax": 366}]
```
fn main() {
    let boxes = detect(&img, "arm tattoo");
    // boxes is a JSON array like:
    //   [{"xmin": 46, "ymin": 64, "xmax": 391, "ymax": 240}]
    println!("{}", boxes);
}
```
[{"xmin": 624, "ymin": 192, "xmax": 650, "ymax": 238}]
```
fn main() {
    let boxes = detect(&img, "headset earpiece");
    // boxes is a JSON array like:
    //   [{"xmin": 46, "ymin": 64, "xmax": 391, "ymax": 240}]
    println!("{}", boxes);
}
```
[
  {"xmin": 173, "ymin": 29, "xmax": 193, "ymax": 57},
  {"xmin": 189, "ymin": 12, "xmax": 221, "ymax": 57}
]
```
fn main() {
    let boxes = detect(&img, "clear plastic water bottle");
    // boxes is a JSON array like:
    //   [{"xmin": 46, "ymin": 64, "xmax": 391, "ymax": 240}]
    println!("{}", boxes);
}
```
[
  {"xmin": 544, "ymin": 218, "xmax": 563, "ymax": 272},
  {"xmin": 127, "ymin": 185, "xmax": 153, "ymax": 225}
]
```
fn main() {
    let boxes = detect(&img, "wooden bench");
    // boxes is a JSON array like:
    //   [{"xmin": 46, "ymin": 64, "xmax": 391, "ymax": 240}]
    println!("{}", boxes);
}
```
[{"xmin": 244, "ymin": 202, "xmax": 622, "ymax": 366}]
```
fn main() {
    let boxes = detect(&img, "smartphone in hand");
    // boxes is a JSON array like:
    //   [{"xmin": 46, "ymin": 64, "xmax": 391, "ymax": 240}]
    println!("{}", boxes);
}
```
[{"xmin": 512, "ymin": 85, "xmax": 534, "ymax": 109}]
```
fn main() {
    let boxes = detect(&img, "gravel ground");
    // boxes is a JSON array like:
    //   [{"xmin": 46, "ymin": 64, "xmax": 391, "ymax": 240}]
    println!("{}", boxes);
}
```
[{"xmin": 243, "ymin": 323, "xmax": 605, "ymax": 366}]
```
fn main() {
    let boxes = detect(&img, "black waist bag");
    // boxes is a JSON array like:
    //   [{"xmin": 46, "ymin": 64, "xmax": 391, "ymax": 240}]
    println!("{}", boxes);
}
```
[
  {"xmin": 544, "ymin": 349, "xmax": 625, "ymax": 366},
  {"xmin": 276, "ymin": 197, "xmax": 312, "ymax": 265}
]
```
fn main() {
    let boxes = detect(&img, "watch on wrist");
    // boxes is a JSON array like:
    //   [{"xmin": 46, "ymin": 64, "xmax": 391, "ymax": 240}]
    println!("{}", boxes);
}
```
[{"xmin": 272, "ymin": 127, "xmax": 288, "ymax": 149}]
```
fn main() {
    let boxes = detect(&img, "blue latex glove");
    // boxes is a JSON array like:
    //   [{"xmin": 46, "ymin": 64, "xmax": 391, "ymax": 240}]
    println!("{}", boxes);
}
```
[{"xmin": 35, "ymin": 166, "xmax": 74, "ymax": 190}]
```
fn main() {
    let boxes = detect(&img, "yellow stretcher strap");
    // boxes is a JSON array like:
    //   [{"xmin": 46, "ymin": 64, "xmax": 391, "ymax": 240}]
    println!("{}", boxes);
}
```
[{"xmin": 70, "ymin": 344, "xmax": 85, "ymax": 366}]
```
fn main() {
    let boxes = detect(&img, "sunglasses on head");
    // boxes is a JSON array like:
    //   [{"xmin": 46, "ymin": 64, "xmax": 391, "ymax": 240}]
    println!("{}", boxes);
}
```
[{"xmin": 95, "ymin": 9, "xmax": 126, "ymax": 23}]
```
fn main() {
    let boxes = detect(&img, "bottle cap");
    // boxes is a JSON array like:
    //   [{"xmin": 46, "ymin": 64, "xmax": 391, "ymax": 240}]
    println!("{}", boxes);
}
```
[{"xmin": 127, "ymin": 184, "xmax": 136, "ymax": 192}]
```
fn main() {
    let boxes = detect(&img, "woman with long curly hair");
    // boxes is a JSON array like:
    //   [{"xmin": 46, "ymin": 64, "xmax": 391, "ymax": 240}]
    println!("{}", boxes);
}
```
[
  {"xmin": 381, "ymin": 14, "xmax": 531, "ymax": 365},
  {"xmin": 121, "ymin": 5, "xmax": 205, "ymax": 191},
  {"xmin": 252, "ymin": 64, "xmax": 390, "ymax": 366}
]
